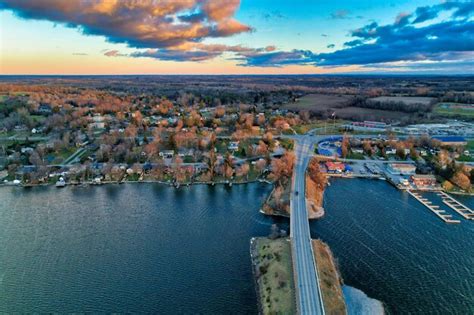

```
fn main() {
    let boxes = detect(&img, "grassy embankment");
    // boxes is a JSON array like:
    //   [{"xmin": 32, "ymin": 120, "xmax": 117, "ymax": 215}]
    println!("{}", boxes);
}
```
[
  {"xmin": 312, "ymin": 240, "xmax": 347, "ymax": 315},
  {"xmin": 251, "ymin": 237, "xmax": 296, "ymax": 315},
  {"xmin": 250, "ymin": 238, "xmax": 346, "ymax": 315}
]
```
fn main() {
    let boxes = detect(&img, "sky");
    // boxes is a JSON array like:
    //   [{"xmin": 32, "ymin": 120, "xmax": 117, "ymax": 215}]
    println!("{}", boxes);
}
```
[{"xmin": 0, "ymin": 0, "xmax": 473, "ymax": 75}]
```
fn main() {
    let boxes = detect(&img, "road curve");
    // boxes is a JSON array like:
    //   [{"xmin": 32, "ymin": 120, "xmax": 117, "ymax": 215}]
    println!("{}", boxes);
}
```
[{"xmin": 290, "ymin": 136, "xmax": 325, "ymax": 315}]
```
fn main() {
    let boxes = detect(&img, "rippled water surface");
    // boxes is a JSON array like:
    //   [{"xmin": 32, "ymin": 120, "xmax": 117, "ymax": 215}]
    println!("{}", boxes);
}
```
[
  {"xmin": 313, "ymin": 178, "xmax": 474, "ymax": 314},
  {"xmin": 1, "ymin": 180, "xmax": 473, "ymax": 313},
  {"xmin": 0, "ymin": 183, "xmax": 277, "ymax": 313}
]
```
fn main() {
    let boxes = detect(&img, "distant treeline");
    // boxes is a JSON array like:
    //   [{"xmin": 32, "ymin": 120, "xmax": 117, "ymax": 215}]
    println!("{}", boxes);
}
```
[{"xmin": 352, "ymin": 97, "xmax": 436, "ymax": 113}]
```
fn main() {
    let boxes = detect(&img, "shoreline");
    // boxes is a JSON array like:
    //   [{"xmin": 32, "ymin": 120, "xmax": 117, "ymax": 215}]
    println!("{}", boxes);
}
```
[{"xmin": 0, "ymin": 178, "xmax": 274, "ymax": 189}]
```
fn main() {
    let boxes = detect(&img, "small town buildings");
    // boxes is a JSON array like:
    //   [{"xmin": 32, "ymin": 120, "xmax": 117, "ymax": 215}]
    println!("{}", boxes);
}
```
[
  {"xmin": 325, "ymin": 161, "xmax": 346, "ymax": 173},
  {"xmin": 228, "ymin": 141, "xmax": 239, "ymax": 151},
  {"xmin": 410, "ymin": 174, "xmax": 437, "ymax": 189},
  {"xmin": 38, "ymin": 103, "xmax": 52, "ymax": 115},
  {"xmin": 432, "ymin": 136, "xmax": 467, "ymax": 146},
  {"xmin": 89, "ymin": 114, "xmax": 106, "ymax": 130},
  {"xmin": 385, "ymin": 147, "xmax": 396, "ymax": 155},
  {"xmin": 20, "ymin": 147, "xmax": 34, "ymax": 154},
  {"xmin": 387, "ymin": 163, "xmax": 416, "ymax": 175},
  {"xmin": 0, "ymin": 169, "xmax": 8, "ymax": 180},
  {"xmin": 160, "ymin": 150, "xmax": 174, "ymax": 159},
  {"xmin": 178, "ymin": 148, "xmax": 195, "ymax": 158},
  {"xmin": 343, "ymin": 121, "xmax": 390, "ymax": 131}
]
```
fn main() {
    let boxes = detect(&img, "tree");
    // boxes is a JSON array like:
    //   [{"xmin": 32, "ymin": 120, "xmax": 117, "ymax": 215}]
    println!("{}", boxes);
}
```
[
  {"xmin": 237, "ymin": 162, "xmax": 250, "ymax": 180},
  {"xmin": 362, "ymin": 140, "xmax": 373, "ymax": 156},
  {"xmin": 224, "ymin": 153, "xmax": 234, "ymax": 179},
  {"xmin": 452, "ymin": 170, "xmax": 471, "ymax": 192},
  {"xmin": 215, "ymin": 106, "xmax": 225, "ymax": 118},
  {"xmin": 207, "ymin": 149, "xmax": 217, "ymax": 180},
  {"xmin": 124, "ymin": 124, "xmax": 138, "ymax": 138},
  {"xmin": 299, "ymin": 110, "xmax": 310, "ymax": 122},
  {"xmin": 341, "ymin": 136, "xmax": 349, "ymax": 158},
  {"xmin": 263, "ymin": 131, "xmax": 273, "ymax": 144},
  {"xmin": 173, "ymin": 156, "xmax": 186, "ymax": 183},
  {"xmin": 437, "ymin": 150, "xmax": 450, "ymax": 169},
  {"xmin": 394, "ymin": 142, "xmax": 407, "ymax": 159},
  {"xmin": 307, "ymin": 158, "xmax": 327, "ymax": 189},
  {"xmin": 256, "ymin": 140, "xmax": 268, "ymax": 156},
  {"xmin": 270, "ymin": 152, "xmax": 295, "ymax": 185}
]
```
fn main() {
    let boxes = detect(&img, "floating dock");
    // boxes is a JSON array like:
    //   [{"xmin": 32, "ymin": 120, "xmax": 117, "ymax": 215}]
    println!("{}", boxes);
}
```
[
  {"xmin": 436, "ymin": 191, "xmax": 474, "ymax": 220},
  {"xmin": 407, "ymin": 190, "xmax": 461, "ymax": 224}
]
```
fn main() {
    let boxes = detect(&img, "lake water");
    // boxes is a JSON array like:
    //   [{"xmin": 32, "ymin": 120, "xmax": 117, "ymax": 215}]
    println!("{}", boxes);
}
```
[
  {"xmin": 313, "ymin": 178, "xmax": 474, "ymax": 314},
  {"xmin": 1, "ymin": 180, "xmax": 473, "ymax": 313},
  {"xmin": 0, "ymin": 183, "xmax": 280, "ymax": 313}
]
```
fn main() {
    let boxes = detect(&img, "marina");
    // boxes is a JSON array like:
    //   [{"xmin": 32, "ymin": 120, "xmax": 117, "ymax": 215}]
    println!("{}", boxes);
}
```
[
  {"xmin": 437, "ymin": 191, "xmax": 474, "ymax": 220},
  {"xmin": 407, "ymin": 190, "xmax": 461, "ymax": 224}
]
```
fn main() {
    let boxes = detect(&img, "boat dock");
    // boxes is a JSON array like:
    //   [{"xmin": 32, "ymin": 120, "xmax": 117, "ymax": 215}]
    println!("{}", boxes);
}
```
[
  {"xmin": 436, "ymin": 191, "xmax": 474, "ymax": 220},
  {"xmin": 407, "ymin": 190, "xmax": 461, "ymax": 224}
]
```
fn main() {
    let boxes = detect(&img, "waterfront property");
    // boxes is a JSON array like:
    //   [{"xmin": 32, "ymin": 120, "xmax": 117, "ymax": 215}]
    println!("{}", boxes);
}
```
[
  {"xmin": 410, "ymin": 174, "xmax": 438, "ymax": 190},
  {"xmin": 325, "ymin": 161, "xmax": 346, "ymax": 174},
  {"xmin": 387, "ymin": 163, "xmax": 416, "ymax": 175}
]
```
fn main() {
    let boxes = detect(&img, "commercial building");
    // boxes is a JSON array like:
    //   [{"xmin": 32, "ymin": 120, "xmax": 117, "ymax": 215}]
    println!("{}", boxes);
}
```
[
  {"xmin": 432, "ymin": 136, "xmax": 467, "ymax": 147},
  {"xmin": 410, "ymin": 174, "xmax": 437, "ymax": 189},
  {"xmin": 325, "ymin": 161, "xmax": 346, "ymax": 173},
  {"xmin": 387, "ymin": 163, "xmax": 416, "ymax": 175},
  {"xmin": 343, "ymin": 121, "xmax": 390, "ymax": 131}
]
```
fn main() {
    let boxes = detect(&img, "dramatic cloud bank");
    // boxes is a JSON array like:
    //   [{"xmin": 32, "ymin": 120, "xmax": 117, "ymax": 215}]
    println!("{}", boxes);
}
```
[
  {"xmin": 1, "ymin": 0, "xmax": 473, "ymax": 70},
  {"xmin": 0, "ymin": 0, "xmax": 254, "ymax": 59},
  {"xmin": 237, "ymin": 1, "xmax": 474, "ymax": 69}
]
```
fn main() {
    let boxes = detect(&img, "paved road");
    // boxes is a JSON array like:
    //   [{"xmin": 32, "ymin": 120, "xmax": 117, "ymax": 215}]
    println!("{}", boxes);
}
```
[{"xmin": 290, "ymin": 136, "xmax": 325, "ymax": 315}]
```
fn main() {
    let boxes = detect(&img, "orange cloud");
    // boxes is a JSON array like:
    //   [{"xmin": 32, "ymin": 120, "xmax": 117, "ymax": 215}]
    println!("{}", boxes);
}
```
[
  {"xmin": 202, "ymin": 0, "xmax": 240, "ymax": 21},
  {"xmin": 0, "ymin": 0, "xmax": 252, "ymax": 49}
]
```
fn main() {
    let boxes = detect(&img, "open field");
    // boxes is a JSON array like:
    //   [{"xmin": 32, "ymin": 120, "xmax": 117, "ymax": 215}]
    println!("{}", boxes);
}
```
[
  {"xmin": 335, "ymin": 106, "xmax": 407, "ymax": 121},
  {"xmin": 368, "ymin": 96, "xmax": 434, "ymax": 105},
  {"xmin": 312, "ymin": 240, "xmax": 346, "ymax": 315},
  {"xmin": 251, "ymin": 237, "xmax": 296, "ymax": 315},
  {"xmin": 292, "ymin": 120, "xmax": 347, "ymax": 135},
  {"xmin": 287, "ymin": 94, "xmax": 355, "ymax": 111},
  {"xmin": 286, "ymin": 94, "xmax": 408, "ymax": 121},
  {"xmin": 434, "ymin": 102, "xmax": 474, "ymax": 118}
]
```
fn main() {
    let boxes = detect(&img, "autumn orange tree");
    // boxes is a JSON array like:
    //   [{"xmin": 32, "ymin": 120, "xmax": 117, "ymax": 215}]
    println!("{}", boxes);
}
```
[
  {"xmin": 307, "ymin": 158, "xmax": 327, "ymax": 189},
  {"xmin": 270, "ymin": 151, "xmax": 295, "ymax": 185}
]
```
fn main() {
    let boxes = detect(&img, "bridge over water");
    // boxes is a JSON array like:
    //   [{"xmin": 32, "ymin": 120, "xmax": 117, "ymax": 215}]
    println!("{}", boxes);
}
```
[{"xmin": 290, "ymin": 136, "xmax": 325, "ymax": 315}]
